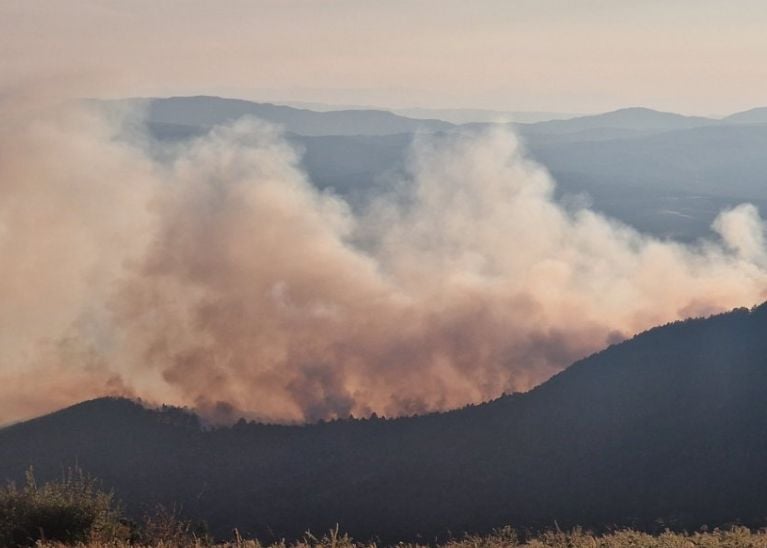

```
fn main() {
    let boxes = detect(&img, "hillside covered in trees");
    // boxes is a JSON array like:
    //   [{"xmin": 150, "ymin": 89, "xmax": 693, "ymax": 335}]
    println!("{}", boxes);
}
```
[{"xmin": 3, "ymin": 304, "xmax": 767, "ymax": 541}]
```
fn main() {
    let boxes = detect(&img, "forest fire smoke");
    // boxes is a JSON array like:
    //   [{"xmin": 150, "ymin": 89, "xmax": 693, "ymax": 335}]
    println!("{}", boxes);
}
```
[{"xmin": 2, "ymin": 93, "xmax": 766, "ymax": 424}]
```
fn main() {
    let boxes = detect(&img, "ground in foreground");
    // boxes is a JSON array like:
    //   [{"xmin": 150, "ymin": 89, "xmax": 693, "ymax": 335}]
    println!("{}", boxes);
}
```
[{"xmin": 33, "ymin": 526, "xmax": 767, "ymax": 547}]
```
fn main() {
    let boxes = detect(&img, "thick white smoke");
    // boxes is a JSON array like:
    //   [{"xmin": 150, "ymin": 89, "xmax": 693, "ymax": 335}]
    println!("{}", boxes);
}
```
[{"xmin": 1, "ymin": 95, "xmax": 766, "ymax": 424}]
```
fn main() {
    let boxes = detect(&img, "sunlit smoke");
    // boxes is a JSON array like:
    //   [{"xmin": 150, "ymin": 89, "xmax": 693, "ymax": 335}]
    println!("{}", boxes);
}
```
[{"xmin": 1, "ymin": 92, "xmax": 766, "ymax": 424}]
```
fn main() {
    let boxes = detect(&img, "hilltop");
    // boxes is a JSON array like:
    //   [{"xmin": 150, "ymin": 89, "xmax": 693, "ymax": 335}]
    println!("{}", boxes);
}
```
[{"xmin": 3, "ymin": 304, "xmax": 767, "ymax": 540}]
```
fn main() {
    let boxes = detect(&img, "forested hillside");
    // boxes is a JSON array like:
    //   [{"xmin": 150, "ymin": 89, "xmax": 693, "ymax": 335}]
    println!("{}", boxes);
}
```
[{"xmin": 3, "ymin": 304, "xmax": 767, "ymax": 541}]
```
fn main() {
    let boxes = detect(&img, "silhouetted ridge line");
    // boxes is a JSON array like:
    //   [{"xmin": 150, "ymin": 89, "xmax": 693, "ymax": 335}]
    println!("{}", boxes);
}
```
[{"xmin": 3, "ymin": 303, "xmax": 767, "ymax": 541}]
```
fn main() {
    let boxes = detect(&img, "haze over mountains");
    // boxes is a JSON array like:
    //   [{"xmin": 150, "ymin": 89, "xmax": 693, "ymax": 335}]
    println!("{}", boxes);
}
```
[
  {"xmin": 724, "ymin": 107, "xmax": 767, "ymax": 124},
  {"xmin": 132, "ymin": 96, "xmax": 767, "ymax": 242},
  {"xmin": 4, "ymin": 91, "xmax": 767, "ymax": 427},
  {"xmin": 4, "ymin": 304, "xmax": 767, "ymax": 540},
  {"xmin": 128, "ymin": 96, "xmax": 453, "ymax": 136},
  {"xmin": 7, "ymin": 3, "xmax": 767, "ymax": 545},
  {"xmin": 280, "ymin": 102, "xmax": 580, "ymax": 124},
  {"xmin": 3, "ymin": 93, "xmax": 767, "ymax": 543},
  {"xmin": 133, "ymin": 95, "xmax": 767, "ymax": 135}
]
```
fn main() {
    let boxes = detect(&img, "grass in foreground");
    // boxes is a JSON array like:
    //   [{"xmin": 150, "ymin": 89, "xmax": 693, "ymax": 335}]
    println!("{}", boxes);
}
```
[
  {"xmin": 5, "ymin": 471, "xmax": 767, "ymax": 547},
  {"xmin": 31, "ymin": 526, "xmax": 767, "ymax": 547}
]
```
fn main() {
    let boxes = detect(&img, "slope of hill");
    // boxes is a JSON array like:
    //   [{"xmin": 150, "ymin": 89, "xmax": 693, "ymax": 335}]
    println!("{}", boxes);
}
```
[
  {"xmin": 286, "ymin": 120, "xmax": 767, "ymax": 241},
  {"xmin": 531, "ymin": 124, "xmax": 767, "ymax": 199},
  {"xmin": 130, "ymin": 96, "xmax": 454, "ymax": 136},
  {"xmin": 3, "ymin": 304, "xmax": 767, "ymax": 540},
  {"xmin": 520, "ymin": 107, "xmax": 716, "ymax": 135},
  {"xmin": 393, "ymin": 107, "xmax": 578, "ymax": 124},
  {"xmin": 724, "ymin": 107, "xmax": 767, "ymax": 124},
  {"xmin": 271, "ymin": 102, "xmax": 578, "ymax": 124}
]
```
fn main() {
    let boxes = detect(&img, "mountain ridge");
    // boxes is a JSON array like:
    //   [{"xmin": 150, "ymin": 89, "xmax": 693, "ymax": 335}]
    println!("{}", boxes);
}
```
[
  {"xmin": 104, "ymin": 96, "xmax": 767, "ymax": 138},
  {"xmin": 516, "ymin": 106, "xmax": 717, "ymax": 134},
  {"xmin": 3, "ymin": 303, "xmax": 767, "ymax": 540},
  {"xmin": 115, "ymin": 95, "xmax": 455, "ymax": 137},
  {"xmin": 724, "ymin": 107, "xmax": 767, "ymax": 124}
]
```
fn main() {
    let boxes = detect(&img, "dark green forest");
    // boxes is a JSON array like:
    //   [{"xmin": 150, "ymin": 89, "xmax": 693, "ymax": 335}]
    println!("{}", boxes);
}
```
[{"xmin": 3, "ymin": 304, "xmax": 767, "ymax": 542}]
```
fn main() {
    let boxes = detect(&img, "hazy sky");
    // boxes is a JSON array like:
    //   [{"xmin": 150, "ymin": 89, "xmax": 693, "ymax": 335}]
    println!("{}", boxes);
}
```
[{"xmin": 2, "ymin": 0, "xmax": 767, "ymax": 114}]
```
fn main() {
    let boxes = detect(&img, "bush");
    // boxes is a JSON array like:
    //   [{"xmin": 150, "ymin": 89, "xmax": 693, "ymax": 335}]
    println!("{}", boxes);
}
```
[
  {"xmin": 138, "ymin": 503, "xmax": 211, "ymax": 545},
  {"xmin": 0, "ymin": 467, "xmax": 126, "ymax": 546}
]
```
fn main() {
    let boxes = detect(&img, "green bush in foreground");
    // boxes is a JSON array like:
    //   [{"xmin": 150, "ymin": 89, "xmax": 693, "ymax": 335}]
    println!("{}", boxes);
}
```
[{"xmin": 0, "ymin": 468, "xmax": 125, "ymax": 547}]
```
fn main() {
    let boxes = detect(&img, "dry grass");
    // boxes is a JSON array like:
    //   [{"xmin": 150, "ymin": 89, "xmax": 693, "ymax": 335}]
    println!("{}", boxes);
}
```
[{"xmin": 34, "ymin": 525, "xmax": 767, "ymax": 548}]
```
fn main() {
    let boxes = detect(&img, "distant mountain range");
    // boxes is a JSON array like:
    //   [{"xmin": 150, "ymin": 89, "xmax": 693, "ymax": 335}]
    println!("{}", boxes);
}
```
[
  {"xmin": 115, "ymin": 96, "xmax": 767, "ymax": 136},
  {"xmin": 517, "ymin": 107, "xmax": 716, "ymax": 134},
  {"xmin": 119, "ymin": 96, "xmax": 454, "ymax": 136},
  {"xmin": 4, "ymin": 304, "xmax": 767, "ymax": 540},
  {"xmin": 723, "ymin": 107, "xmax": 767, "ymax": 124},
  {"xmin": 98, "ymin": 96, "xmax": 767, "ymax": 242},
  {"xmin": 392, "ymin": 107, "xmax": 580, "ymax": 124}
]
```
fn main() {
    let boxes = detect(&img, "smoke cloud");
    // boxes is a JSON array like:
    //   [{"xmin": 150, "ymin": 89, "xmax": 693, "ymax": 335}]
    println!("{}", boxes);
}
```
[{"xmin": 1, "ymin": 91, "xmax": 766, "ymax": 424}]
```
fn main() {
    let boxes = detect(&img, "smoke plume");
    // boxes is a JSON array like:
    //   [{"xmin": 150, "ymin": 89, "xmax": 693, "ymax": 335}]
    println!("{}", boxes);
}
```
[{"xmin": 1, "ymin": 92, "xmax": 766, "ymax": 424}]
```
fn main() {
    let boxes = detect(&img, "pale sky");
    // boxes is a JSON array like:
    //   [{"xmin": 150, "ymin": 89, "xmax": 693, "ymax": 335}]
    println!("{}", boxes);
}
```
[{"xmin": 2, "ymin": 0, "xmax": 767, "ymax": 115}]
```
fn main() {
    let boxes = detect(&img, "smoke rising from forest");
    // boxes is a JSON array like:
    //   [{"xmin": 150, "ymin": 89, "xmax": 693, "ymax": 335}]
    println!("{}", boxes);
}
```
[{"xmin": 2, "ymin": 91, "xmax": 766, "ymax": 424}]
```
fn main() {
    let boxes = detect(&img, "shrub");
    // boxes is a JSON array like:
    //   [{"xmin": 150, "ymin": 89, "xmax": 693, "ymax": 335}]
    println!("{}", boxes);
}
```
[
  {"xmin": 138, "ymin": 503, "xmax": 211, "ymax": 545},
  {"xmin": 0, "ymin": 467, "xmax": 126, "ymax": 546}
]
